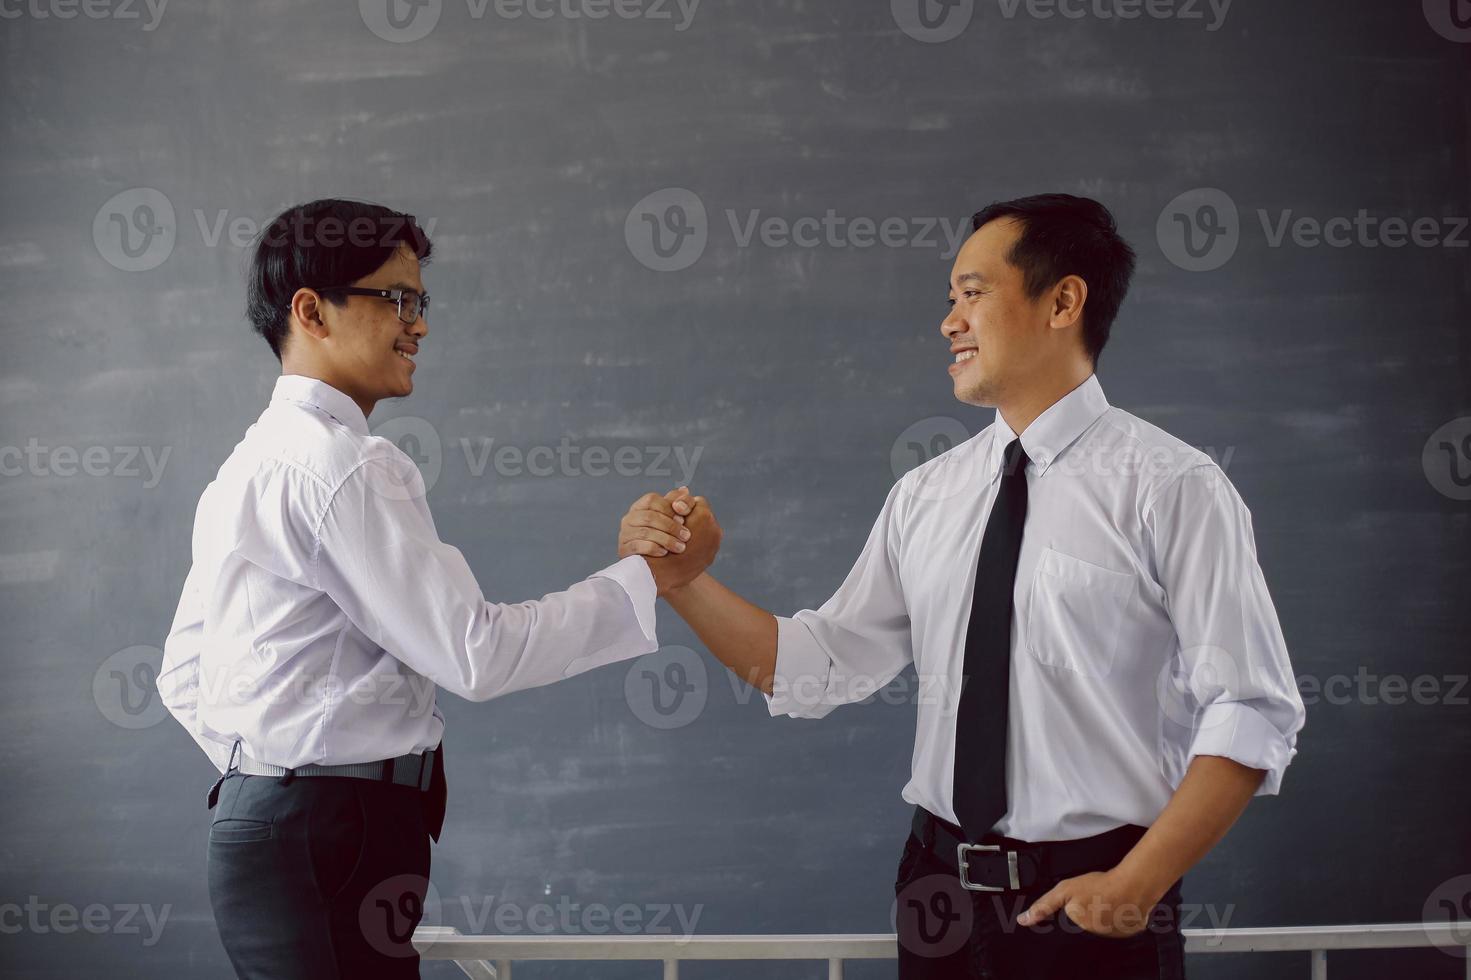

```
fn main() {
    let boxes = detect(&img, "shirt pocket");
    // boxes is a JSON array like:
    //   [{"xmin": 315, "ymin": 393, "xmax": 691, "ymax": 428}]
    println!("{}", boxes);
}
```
[{"xmin": 1026, "ymin": 546, "xmax": 1133, "ymax": 678}]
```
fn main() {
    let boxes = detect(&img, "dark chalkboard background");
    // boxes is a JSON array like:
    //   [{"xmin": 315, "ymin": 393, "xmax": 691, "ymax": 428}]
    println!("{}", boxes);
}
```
[{"xmin": 1, "ymin": 1, "xmax": 1468, "ymax": 977}]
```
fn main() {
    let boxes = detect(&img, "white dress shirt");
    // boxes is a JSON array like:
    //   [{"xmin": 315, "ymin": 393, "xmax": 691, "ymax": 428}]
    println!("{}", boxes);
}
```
[
  {"xmin": 767, "ymin": 373, "xmax": 1306, "ymax": 842},
  {"xmin": 160, "ymin": 375, "xmax": 660, "ymax": 773}
]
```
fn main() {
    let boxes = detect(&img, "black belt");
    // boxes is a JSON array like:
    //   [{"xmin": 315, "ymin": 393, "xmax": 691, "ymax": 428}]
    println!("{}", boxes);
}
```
[
  {"xmin": 207, "ymin": 740, "xmax": 440, "ymax": 810},
  {"xmin": 236, "ymin": 746, "xmax": 438, "ymax": 790},
  {"xmin": 911, "ymin": 806, "xmax": 1148, "ymax": 893}
]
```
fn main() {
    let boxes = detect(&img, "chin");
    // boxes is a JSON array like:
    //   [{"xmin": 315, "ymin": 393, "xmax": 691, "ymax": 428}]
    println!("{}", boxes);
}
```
[
  {"xmin": 378, "ymin": 378, "xmax": 413, "ymax": 401},
  {"xmin": 953, "ymin": 379, "xmax": 992, "ymax": 408}
]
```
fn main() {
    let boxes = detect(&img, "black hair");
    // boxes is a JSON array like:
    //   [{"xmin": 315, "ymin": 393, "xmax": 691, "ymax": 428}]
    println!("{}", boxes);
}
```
[
  {"xmin": 970, "ymin": 193, "xmax": 1135, "ymax": 365},
  {"xmin": 246, "ymin": 198, "xmax": 433, "ymax": 360}
]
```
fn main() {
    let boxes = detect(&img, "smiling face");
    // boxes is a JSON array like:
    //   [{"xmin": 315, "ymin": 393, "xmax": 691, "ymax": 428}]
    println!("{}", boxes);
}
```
[
  {"xmin": 284, "ymin": 243, "xmax": 428, "ymax": 417},
  {"xmin": 941, "ymin": 213, "xmax": 1106, "ymax": 414},
  {"xmin": 941, "ymin": 218, "xmax": 1054, "ymax": 408}
]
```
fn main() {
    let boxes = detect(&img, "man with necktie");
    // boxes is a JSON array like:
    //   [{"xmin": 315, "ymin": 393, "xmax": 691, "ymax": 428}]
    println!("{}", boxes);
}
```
[
  {"xmin": 617, "ymin": 193, "xmax": 1306, "ymax": 978},
  {"xmin": 159, "ymin": 198, "xmax": 719, "ymax": 978}
]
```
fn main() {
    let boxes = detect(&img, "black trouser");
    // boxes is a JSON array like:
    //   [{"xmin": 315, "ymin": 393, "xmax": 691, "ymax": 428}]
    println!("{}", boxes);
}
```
[
  {"xmin": 206, "ymin": 768, "xmax": 434, "ymax": 978},
  {"xmin": 894, "ymin": 812, "xmax": 1187, "ymax": 979}
]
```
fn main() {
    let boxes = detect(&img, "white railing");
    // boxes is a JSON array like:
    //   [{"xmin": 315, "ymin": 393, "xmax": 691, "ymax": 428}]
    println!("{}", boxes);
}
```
[{"xmin": 414, "ymin": 924, "xmax": 1471, "ymax": 979}]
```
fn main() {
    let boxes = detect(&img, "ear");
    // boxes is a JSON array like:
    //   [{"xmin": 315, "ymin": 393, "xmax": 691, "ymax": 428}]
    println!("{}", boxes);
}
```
[
  {"xmin": 289, "ymin": 287, "xmax": 331, "ymax": 343},
  {"xmin": 1050, "ymin": 274, "xmax": 1087, "ymax": 331}
]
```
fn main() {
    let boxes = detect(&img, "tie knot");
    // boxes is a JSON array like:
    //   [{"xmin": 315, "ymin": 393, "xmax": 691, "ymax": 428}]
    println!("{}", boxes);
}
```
[{"xmin": 1002, "ymin": 437, "xmax": 1030, "ymax": 477}]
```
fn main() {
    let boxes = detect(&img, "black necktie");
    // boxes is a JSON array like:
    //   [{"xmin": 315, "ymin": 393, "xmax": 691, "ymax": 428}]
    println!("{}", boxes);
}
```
[{"xmin": 952, "ymin": 437, "xmax": 1030, "ymax": 840}]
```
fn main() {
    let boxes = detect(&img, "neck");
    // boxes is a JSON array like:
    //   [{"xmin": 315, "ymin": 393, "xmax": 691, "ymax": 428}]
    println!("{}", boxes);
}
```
[
  {"xmin": 997, "ymin": 363, "xmax": 1093, "ymax": 436},
  {"xmin": 280, "ymin": 360, "xmax": 376, "ymax": 419}
]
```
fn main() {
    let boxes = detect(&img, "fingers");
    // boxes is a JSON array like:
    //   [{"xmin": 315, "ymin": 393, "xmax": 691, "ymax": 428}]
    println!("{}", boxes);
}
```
[
  {"xmin": 663, "ymin": 486, "xmax": 693, "ymax": 518},
  {"xmin": 1018, "ymin": 883, "xmax": 1067, "ymax": 927},
  {"xmin": 621, "ymin": 513, "xmax": 690, "ymax": 554},
  {"xmin": 621, "ymin": 537, "xmax": 674, "ymax": 558},
  {"xmin": 636, "ymin": 488, "xmax": 692, "ymax": 522},
  {"xmin": 626, "ymin": 509, "xmax": 687, "ymax": 539},
  {"xmin": 621, "ymin": 488, "xmax": 704, "ymax": 561}
]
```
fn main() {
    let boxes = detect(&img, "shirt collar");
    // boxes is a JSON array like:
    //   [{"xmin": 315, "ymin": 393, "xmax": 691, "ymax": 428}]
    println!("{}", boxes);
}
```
[
  {"xmin": 987, "ymin": 373, "xmax": 1109, "ymax": 480},
  {"xmin": 270, "ymin": 375, "xmax": 371, "ymax": 437}
]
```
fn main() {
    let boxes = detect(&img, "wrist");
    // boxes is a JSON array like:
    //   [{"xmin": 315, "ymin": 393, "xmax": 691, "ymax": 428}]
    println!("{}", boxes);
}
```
[
  {"xmin": 663, "ymin": 571, "xmax": 707, "ymax": 604},
  {"xmin": 1109, "ymin": 854, "xmax": 1172, "ymax": 907}
]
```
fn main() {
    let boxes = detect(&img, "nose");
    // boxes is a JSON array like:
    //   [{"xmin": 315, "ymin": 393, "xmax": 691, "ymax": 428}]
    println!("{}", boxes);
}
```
[
  {"xmin": 409, "ymin": 311, "xmax": 428, "ymax": 339},
  {"xmin": 941, "ymin": 304, "xmax": 966, "ymax": 341}
]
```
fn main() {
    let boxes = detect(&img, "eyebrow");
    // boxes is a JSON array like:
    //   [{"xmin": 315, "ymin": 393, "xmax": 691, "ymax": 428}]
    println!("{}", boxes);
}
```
[
  {"xmin": 386, "ymin": 281, "xmax": 424, "ymax": 293},
  {"xmin": 949, "ymin": 272, "xmax": 986, "ymax": 290}
]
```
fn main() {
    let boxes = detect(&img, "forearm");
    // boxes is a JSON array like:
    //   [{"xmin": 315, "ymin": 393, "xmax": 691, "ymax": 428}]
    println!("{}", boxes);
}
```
[
  {"xmin": 663, "ymin": 572, "xmax": 778, "ymax": 695},
  {"xmin": 1113, "ymin": 755, "xmax": 1266, "ymax": 900}
]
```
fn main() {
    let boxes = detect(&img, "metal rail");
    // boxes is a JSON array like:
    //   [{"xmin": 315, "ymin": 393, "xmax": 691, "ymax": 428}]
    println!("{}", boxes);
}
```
[{"xmin": 414, "ymin": 923, "xmax": 1471, "ymax": 979}]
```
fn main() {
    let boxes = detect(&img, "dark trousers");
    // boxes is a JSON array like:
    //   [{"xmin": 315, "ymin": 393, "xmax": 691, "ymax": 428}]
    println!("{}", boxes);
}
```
[
  {"xmin": 206, "ymin": 769, "xmax": 435, "ymax": 978},
  {"xmin": 894, "ymin": 821, "xmax": 1187, "ymax": 979}
]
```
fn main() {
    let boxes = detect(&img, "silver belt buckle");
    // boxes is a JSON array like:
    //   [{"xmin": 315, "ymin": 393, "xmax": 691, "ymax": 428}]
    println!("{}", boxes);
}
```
[{"xmin": 956, "ymin": 842, "xmax": 1021, "ymax": 892}]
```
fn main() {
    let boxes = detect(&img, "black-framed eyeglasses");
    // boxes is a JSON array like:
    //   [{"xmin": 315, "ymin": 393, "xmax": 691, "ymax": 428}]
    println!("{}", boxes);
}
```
[{"xmin": 311, "ymin": 286, "xmax": 430, "ymax": 325}]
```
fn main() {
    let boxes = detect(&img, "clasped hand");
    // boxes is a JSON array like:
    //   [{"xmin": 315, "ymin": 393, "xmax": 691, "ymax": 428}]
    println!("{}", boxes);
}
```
[{"xmin": 617, "ymin": 486, "xmax": 721, "ymax": 596}]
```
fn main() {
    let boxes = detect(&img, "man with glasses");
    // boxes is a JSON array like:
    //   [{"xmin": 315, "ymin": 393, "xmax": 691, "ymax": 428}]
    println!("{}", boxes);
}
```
[{"xmin": 158, "ymin": 198, "xmax": 720, "ymax": 978}]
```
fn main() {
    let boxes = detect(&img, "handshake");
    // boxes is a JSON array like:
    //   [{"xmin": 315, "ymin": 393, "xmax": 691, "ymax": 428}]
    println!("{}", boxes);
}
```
[{"xmin": 616, "ymin": 486, "xmax": 722, "ymax": 597}]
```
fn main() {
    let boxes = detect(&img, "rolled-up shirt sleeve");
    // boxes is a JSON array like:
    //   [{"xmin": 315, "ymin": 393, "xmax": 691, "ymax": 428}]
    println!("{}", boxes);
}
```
[
  {"xmin": 313, "ymin": 452, "xmax": 659, "ymax": 703},
  {"xmin": 766, "ymin": 481, "xmax": 913, "ymax": 719},
  {"xmin": 1146, "ymin": 462, "xmax": 1306, "ymax": 795}
]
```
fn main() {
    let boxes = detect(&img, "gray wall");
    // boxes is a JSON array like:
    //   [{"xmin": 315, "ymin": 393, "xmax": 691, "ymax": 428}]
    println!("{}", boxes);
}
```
[{"xmin": 1, "ymin": 1, "xmax": 1468, "ymax": 977}]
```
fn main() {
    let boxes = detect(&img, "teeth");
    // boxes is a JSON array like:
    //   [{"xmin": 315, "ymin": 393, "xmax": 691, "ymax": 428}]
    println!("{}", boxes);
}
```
[
  {"xmin": 396, "ymin": 349, "xmax": 414, "ymax": 360},
  {"xmin": 954, "ymin": 350, "xmax": 976, "ymax": 363}
]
